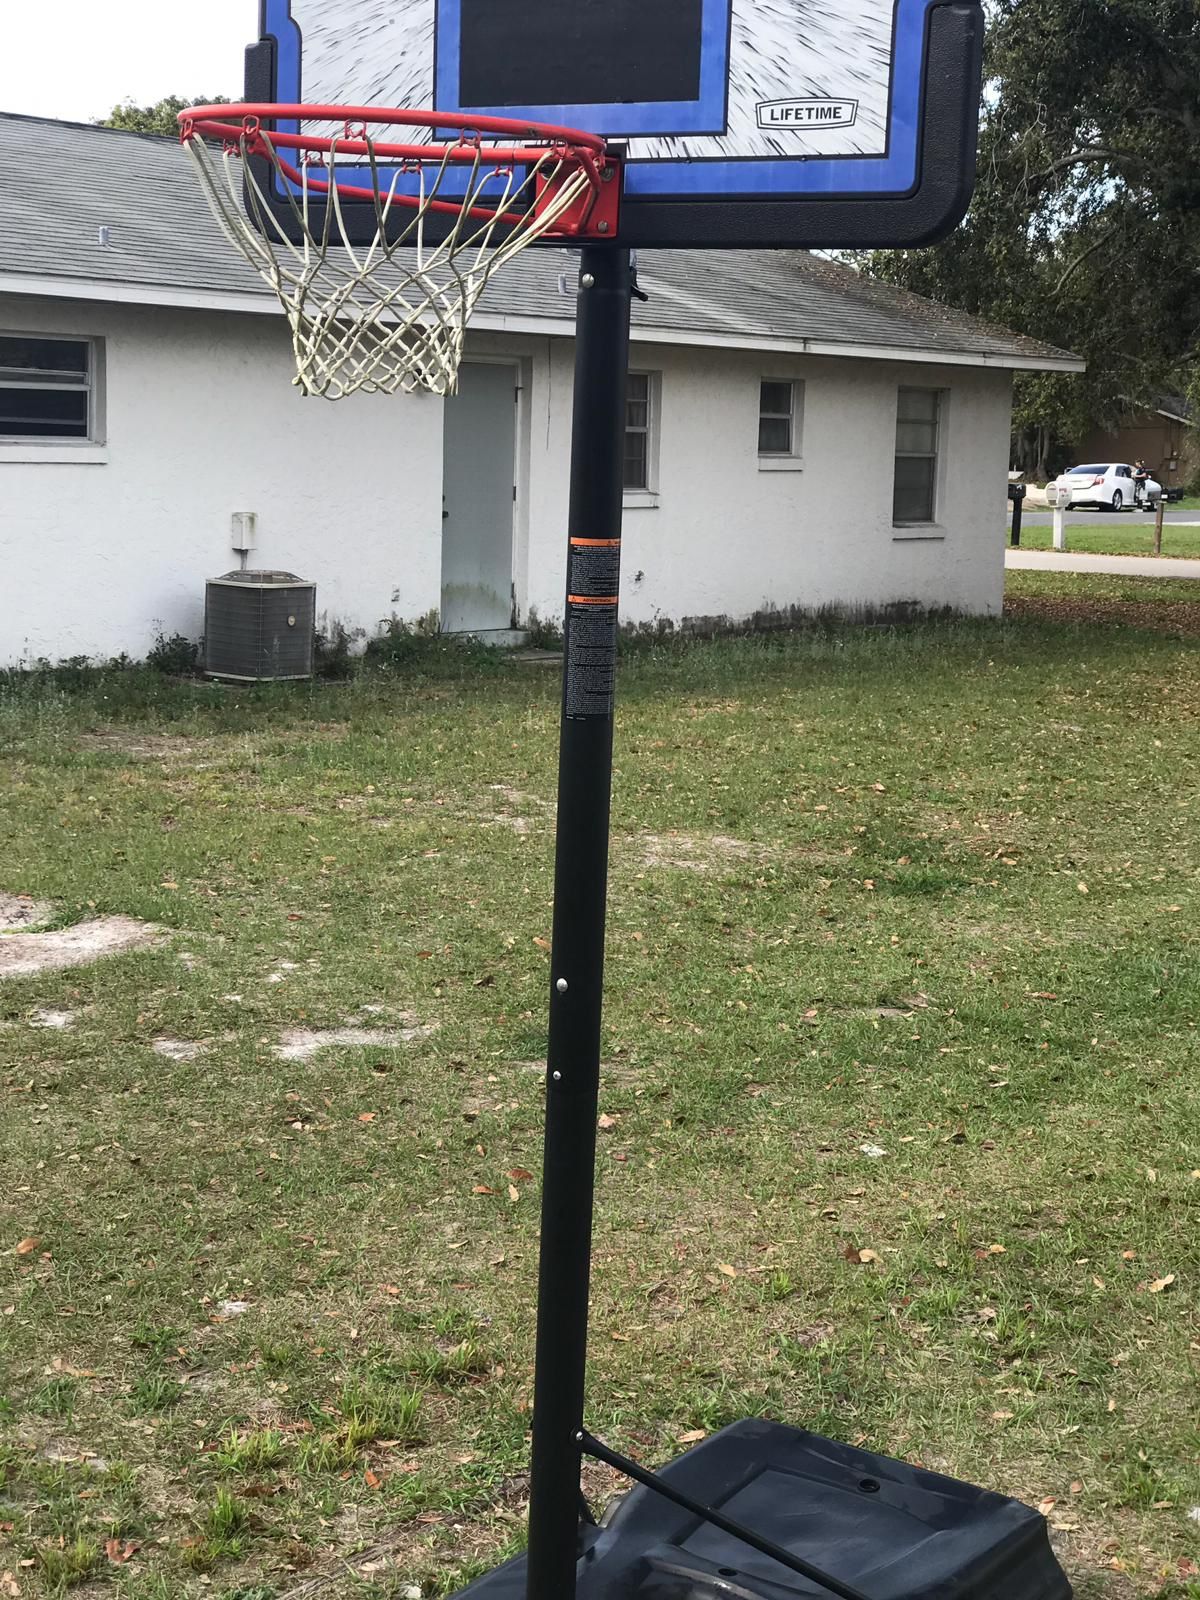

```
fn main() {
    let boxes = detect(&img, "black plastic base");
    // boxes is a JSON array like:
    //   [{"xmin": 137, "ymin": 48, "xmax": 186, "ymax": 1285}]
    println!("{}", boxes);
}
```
[{"xmin": 454, "ymin": 1420, "xmax": 1072, "ymax": 1599}]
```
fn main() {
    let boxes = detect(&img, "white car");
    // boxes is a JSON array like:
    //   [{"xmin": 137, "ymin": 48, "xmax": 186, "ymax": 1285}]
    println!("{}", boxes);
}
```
[{"xmin": 1054, "ymin": 462, "xmax": 1162, "ymax": 512}]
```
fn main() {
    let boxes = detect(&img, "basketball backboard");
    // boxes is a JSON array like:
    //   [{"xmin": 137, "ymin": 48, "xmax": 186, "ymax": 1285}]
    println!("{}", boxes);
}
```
[{"xmin": 248, "ymin": 0, "xmax": 984, "ymax": 248}]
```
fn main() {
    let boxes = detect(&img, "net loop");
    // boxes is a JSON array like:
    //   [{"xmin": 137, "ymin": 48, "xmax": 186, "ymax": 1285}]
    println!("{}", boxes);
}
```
[{"xmin": 179, "ymin": 104, "xmax": 613, "ymax": 400}]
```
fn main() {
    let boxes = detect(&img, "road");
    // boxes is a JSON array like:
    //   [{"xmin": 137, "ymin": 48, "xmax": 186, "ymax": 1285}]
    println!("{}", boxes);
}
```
[{"xmin": 1006, "ymin": 548, "xmax": 1200, "ymax": 579}]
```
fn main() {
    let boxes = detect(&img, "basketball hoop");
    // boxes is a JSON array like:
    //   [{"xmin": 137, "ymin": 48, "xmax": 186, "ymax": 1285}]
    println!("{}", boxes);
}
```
[{"xmin": 178, "ymin": 104, "xmax": 616, "ymax": 398}]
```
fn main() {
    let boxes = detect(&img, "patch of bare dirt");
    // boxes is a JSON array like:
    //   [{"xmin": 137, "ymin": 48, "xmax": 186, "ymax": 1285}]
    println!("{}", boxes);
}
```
[
  {"xmin": 31, "ymin": 1009, "xmax": 76, "ymax": 1030},
  {"xmin": 76, "ymin": 731, "xmax": 213, "ymax": 762},
  {"xmin": 273, "ymin": 1020, "xmax": 435, "ymax": 1062},
  {"xmin": 635, "ymin": 831, "xmax": 760, "ymax": 873},
  {"xmin": 479, "ymin": 783, "xmax": 551, "ymax": 836},
  {"xmin": 152, "ymin": 1037, "xmax": 206, "ymax": 1062},
  {"xmin": 0, "ymin": 893, "xmax": 52, "ymax": 932},
  {"xmin": 0, "ymin": 916, "xmax": 164, "ymax": 979}
]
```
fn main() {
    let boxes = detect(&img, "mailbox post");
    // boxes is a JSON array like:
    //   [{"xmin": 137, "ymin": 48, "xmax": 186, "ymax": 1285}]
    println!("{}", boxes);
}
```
[
  {"xmin": 1008, "ymin": 482, "xmax": 1026, "ymax": 548},
  {"xmin": 1045, "ymin": 483, "xmax": 1068, "ymax": 551}
]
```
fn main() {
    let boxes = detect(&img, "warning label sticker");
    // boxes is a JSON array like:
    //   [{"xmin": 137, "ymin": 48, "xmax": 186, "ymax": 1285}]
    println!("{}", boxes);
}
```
[
  {"xmin": 568, "ymin": 540, "xmax": 621, "ymax": 603},
  {"xmin": 565, "ymin": 602, "xmax": 617, "ymax": 718},
  {"xmin": 564, "ymin": 538, "xmax": 621, "ymax": 719}
]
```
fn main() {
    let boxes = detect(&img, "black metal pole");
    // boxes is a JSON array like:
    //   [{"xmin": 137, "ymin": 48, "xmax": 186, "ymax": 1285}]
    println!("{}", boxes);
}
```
[
  {"xmin": 524, "ymin": 244, "xmax": 633, "ymax": 1600},
  {"xmin": 1009, "ymin": 485, "xmax": 1024, "ymax": 547}
]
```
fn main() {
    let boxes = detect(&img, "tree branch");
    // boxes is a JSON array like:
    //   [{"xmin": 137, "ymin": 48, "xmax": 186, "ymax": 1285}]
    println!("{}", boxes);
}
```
[
  {"xmin": 1027, "ymin": 148, "xmax": 1135, "ymax": 188},
  {"xmin": 1053, "ymin": 223, "xmax": 1120, "ymax": 296}
]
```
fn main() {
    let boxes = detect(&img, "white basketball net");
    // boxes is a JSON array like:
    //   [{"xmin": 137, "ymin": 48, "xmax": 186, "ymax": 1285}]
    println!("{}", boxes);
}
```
[{"xmin": 185, "ymin": 126, "xmax": 594, "ymax": 399}]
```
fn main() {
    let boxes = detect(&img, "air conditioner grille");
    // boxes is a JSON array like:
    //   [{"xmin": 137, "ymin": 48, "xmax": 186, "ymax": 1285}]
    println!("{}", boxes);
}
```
[{"xmin": 204, "ymin": 570, "xmax": 316, "ymax": 681}]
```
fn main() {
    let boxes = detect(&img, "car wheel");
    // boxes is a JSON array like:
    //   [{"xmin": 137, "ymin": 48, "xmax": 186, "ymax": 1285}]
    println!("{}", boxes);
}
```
[{"xmin": 1111, "ymin": 490, "xmax": 1123, "ymax": 512}]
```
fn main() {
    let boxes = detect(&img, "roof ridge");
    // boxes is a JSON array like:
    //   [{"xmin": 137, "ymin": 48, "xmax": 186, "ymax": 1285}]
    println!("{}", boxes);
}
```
[{"xmin": 0, "ymin": 109, "xmax": 178, "ymax": 144}]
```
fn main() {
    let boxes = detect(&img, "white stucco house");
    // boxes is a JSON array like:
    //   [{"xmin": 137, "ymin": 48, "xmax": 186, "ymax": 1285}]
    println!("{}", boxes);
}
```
[{"xmin": 0, "ymin": 113, "xmax": 1083, "ymax": 667}]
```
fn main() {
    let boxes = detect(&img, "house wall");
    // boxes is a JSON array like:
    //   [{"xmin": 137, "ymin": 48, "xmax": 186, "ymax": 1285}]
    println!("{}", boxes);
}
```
[
  {"xmin": 1076, "ymin": 413, "xmax": 1199, "ymax": 490},
  {"xmin": 0, "ymin": 295, "xmax": 443, "ymax": 666},
  {"xmin": 0, "ymin": 295, "xmax": 1014, "ymax": 668},
  {"xmin": 518, "ymin": 338, "xmax": 1013, "ymax": 628}
]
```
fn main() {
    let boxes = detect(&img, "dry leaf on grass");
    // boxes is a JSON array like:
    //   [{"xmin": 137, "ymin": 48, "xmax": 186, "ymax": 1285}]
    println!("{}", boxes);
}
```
[
  {"xmin": 104, "ymin": 1539, "xmax": 139, "ymax": 1565},
  {"xmin": 1147, "ymin": 1274, "xmax": 1176, "ymax": 1294},
  {"xmin": 598, "ymin": 1113, "xmax": 619, "ymax": 1130},
  {"xmin": 14, "ymin": 1238, "xmax": 39, "ymax": 1257},
  {"xmin": 843, "ymin": 1244, "xmax": 883, "ymax": 1265}
]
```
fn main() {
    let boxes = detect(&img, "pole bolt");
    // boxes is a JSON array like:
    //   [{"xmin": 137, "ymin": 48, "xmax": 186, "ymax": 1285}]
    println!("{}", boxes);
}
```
[
  {"xmin": 552, "ymin": 1070, "xmax": 562, "ymax": 1081},
  {"xmin": 597, "ymin": 221, "xmax": 611, "ymax": 234},
  {"xmin": 580, "ymin": 273, "xmax": 596, "ymax": 288},
  {"xmin": 556, "ymin": 978, "xmax": 569, "ymax": 994}
]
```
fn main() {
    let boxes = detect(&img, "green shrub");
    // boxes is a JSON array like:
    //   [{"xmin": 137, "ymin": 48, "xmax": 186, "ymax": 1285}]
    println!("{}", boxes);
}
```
[{"xmin": 146, "ymin": 631, "xmax": 199, "ymax": 675}]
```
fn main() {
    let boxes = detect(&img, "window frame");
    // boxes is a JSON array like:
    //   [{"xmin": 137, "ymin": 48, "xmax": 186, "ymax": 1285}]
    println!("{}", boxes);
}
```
[
  {"xmin": 892, "ymin": 386, "xmax": 943, "ymax": 528},
  {"xmin": 623, "ymin": 369, "xmax": 661, "ymax": 506},
  {"xmin": 757, "ymin": 378, "xmax": 806, "ymax": 472},
  {"xmin": 0, "ymin": 332, "xmax": 106, "ymax": 461}
]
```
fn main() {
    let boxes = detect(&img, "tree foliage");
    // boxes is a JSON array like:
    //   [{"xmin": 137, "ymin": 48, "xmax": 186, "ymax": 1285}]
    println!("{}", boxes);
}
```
[
  {"xmin": 862, "ymin": 0, "xmax": 1200, "ymax": 472},
  {"xmin": 101, "ymin": 95, "xmax": 230, "ymax": 138}
]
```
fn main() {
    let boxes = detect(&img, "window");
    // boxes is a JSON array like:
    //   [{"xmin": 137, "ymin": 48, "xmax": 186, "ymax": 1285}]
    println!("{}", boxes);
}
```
[
  {"xmin": 0, "ymin": 336, "xmax": 96, "ymax": 441},
  {"xmin": 624, "ymin": 371, "xmax": 656, "ymax": 493},
  {"xmin": 893, "ymin": 387, "xmax": 941, "ymax": 523},
  {"xmin": 759, "ymin": 380, "xmax": 798, "ymax": 456}
]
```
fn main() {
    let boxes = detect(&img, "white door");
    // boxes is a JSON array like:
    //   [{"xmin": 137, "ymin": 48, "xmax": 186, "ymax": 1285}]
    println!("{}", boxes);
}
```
[{"xmin": 441, "ymin": 362, "xmax": 517, "ymax": 634}]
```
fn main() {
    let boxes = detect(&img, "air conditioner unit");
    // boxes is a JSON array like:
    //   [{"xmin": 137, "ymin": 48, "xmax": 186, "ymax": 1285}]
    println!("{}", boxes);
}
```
[{"xmin": 204, "ymin": 571, "xmax": 316, "ymax": 681}]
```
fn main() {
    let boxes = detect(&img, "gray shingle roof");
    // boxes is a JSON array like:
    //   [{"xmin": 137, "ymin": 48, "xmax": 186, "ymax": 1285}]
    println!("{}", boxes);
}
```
[{"xmin": 0, "ymin": 112, "xmax": 1082, "ymax": 371}]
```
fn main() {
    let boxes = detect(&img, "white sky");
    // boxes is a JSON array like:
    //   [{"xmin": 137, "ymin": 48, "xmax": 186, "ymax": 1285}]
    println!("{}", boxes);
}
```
[{"xmin": 1, "ymin": 0, "xmax": 248, "ymax": 124}]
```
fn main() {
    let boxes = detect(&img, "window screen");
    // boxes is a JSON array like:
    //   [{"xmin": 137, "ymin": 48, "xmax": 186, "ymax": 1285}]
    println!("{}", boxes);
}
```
[
  {"xmin": 893, "ymin": 388, "xmax": 940, "ymax": 523},
  {"xmin": 0, "ymin": 336, "xmax": 93, "ymax": 440}
]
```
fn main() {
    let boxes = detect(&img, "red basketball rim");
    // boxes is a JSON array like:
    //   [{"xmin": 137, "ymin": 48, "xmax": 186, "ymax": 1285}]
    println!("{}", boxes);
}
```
[
  {"xmin": 178, "ymin": 102, "xmax": 616, "ymax": 234},
  {"xmin": 180, "ymin": 103, "xmax": 602, "ymax": 166}
]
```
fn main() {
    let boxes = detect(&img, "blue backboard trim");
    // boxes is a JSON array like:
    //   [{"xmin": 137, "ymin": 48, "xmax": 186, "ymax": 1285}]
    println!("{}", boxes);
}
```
[{"xmin": 434, "ymin": 0, "xmax": 731, "ymax": 138}]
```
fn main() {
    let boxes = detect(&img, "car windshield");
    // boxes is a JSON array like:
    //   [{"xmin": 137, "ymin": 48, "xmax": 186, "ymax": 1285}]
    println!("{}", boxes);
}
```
[{"xmin": 1068, "ymin": 465, "xmax": 1109, "ymax": 475}]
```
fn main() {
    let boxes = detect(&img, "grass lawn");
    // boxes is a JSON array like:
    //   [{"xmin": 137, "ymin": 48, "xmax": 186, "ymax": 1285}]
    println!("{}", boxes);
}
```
[
  {"xmin": 1008, "ymin": 521, "xmax": 1200, "ymax": 560},
  {"xmin": 2, "ymin": 597, "xmax": 1199, "ymax": 1600}
]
